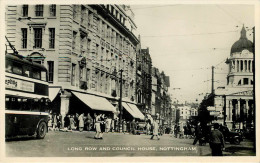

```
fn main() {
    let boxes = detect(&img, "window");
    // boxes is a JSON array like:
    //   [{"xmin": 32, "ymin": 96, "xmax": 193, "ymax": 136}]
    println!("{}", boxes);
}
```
[
  {"xmin": 49, "ymin": 28, "xmax": 55, "ymax": 48},
  {"xmin": 32, "ymin": 69, "xmax": 41, "ymax": 79},
  {"xmin": 35, "ymin": 5, "xmax": 44, "ymax": 17},
  {"xmin": 71, "ymin": 64, "xmax": 76, "ymax": 86},
  {"xmin": 21, "ymin": 28, "xmax": 27, "ymax": 48},
  {"xmin": 48, "ymin": 61, "xmax": 54, "ymax": 83},
  {"xmin": 5, "ymin": 60, "xmax": 12, "ymax": 72},
  {"xmin": 23, "ymin": 66, "xmax": 31, "ymax": 77},
  {"xmin": 13, "ymin": 63, "xmax": 23, "ymax": 75},
  {"xmin": 34, "ymin": 28, "xmax": 42, "ymax": 48},
  {"xmin": 243, "ymin": 78, "xmax": 248, "ymax": 85},
  {"xmin": 22, "ymin": 5, "xmax": 28, "ymax": 17},
  {"xmin": 72, "ymin": 31, "xmax": 77, "ymax": 50},
  {"xmin": 49, "ymin": 4, "xmax": 56, "ymax": 17}
]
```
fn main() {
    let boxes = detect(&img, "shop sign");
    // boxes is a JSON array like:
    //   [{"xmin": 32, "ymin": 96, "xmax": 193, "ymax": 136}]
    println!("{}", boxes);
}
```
[{"xmin": 5, "ymin": 77, "xmax": 34, "ymax": 92}]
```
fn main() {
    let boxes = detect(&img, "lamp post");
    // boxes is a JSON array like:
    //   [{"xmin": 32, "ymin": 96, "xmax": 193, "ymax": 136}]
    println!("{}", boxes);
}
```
[{"xmin": 118, "ymin": 69, "xmax": 123, "ymax": 133}]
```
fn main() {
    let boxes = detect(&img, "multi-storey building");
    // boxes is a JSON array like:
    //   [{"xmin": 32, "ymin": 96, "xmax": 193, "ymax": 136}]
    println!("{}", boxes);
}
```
[
  {"xmin": 213, "ymin": 25, "xmax": 254, "ymax": 130},
  {"xmin": 136, "ymin": 47, "xmax": 152, "ymax": 115},
  {"xmin": 5, "ymin": 4, "xmax": 141, "ymax": 125},
  {"xmin": 151, "ymin": 67, "xmax": 172, "ymax": 126}
]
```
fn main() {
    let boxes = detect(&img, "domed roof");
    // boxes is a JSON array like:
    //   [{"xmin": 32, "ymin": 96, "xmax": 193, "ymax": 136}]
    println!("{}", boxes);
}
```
[{"xmin": 231, "ymin": 25, "xmax": 253, "ymax": 54}]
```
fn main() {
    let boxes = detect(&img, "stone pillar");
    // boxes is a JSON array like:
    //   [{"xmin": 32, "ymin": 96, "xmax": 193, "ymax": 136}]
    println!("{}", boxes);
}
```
[
  {"xmin": 60, "ymin": 92, "xmax": 71, "ymax": 128},
  {"xmin": 245, "ymin": 100, "xmax": 249, "ymax": 118},
  {"xmin": 250, "ymin": 60, "xmax": 253, "ymax": 73},
  {"xmin": 227, "ymin": 99, "xmax": 231, "ymax": 121},
  {"xmin": 237, "ymin": 99, "xmax": 240, "ymax": 118},
  {"xmin": 243, "ymin": 60, "xmax": 245, "ymax": 72},
  {"xmin": 247, "ymin": 60, "xmax": 249, "ymax": 72},
  {"xmin": 238, "ymin": 60, "xmax": 240, "ymax": 72}
]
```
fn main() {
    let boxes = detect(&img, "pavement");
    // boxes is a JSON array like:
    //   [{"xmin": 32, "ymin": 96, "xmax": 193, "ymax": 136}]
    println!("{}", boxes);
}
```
[{"xmin": 5, "ymin": 131, "xmax": 256, "ymax": 157}]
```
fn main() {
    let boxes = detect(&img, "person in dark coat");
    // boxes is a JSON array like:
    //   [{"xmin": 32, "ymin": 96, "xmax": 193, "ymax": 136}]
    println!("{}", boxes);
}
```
[
  {"xmin": 193, "ymin": 122, "xmax": 202, "ymax": 145},
  {"xmin": 64, "ymin": 114, "xmax": 70, "ymax": 132},
  {"xmin": 100, "ymin": 114, "xmax": 106, "ymax": 138},
  {"xmin": 209, "ymin": 123, "xmax": 225, "ymax": 156},
  {"xmin": 130, "ymin": 119, "xmax": 136, "ymax": 135}
]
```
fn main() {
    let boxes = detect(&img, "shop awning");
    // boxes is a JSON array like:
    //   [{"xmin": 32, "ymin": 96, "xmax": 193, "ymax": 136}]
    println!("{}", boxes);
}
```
[
  {"xmin": 49, "ymin": 88, "xmax": 60, "ymax": 101},
  {"xmin": 72, "ymin": 91, "xmax": 117, "ymax": 112},
  {"xmin": 122, "ymin": 102, "xmax": 139, "ymax": 119},
  {"xmin": 127, "ymin": 103, "xmax": 145, "ymax": 120}
]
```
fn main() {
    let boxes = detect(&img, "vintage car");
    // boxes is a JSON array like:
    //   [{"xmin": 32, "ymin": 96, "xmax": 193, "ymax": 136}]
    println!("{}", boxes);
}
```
[{"xmin": 219, "ymin": 126, "xmax": 243, "ymax": 145}]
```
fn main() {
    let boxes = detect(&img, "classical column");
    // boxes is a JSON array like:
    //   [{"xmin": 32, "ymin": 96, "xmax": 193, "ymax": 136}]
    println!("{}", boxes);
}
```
[
  {"xmin": 243, "ymin": 60, "xmax": 245, "ymax": 72},
  {"xmin": 247, "ymin": 60, "xmax": 249, "ymax": 72},
  {"xmin": 237, "ymin": 99, "xmax": 241, "ymax": 118},
  {"xmin": 60, "ymin": 92, "xmax": 71, "ymax": 128},
  {"xmin": 228, "ymin": 99, "xmax": 231, "ymax": 121},
  {"xmin": 245, "ymin": 100, "xmax": 249, "ymax": 119},
  {"xmin": 250, "ymin": 60, "xmax": 253, "ymax": 73}
]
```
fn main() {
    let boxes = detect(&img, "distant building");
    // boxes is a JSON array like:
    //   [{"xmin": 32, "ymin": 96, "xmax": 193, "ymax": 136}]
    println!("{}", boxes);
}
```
[{"xmin": 136, "ymin": 47, "xmax": 152, "ymax": 115}]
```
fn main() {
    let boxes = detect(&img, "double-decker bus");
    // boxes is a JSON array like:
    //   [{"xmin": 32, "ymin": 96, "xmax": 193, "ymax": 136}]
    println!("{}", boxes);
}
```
[{"xmin": 5, "ymin": 53, "xmax": 49, "ymax": 139}]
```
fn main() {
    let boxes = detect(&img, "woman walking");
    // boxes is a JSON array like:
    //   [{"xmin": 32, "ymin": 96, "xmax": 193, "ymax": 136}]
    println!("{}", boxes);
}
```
[
  {"xmin": 150, "ymin": 120, "xmax": 160, "ymax": 140},
  {"xmin": 78, "ymin": 113, "xmax": 85, "ymax": 132},
  {"xmin": 94, "ymin": 114, "xmax": 102, "ymax": 139}
]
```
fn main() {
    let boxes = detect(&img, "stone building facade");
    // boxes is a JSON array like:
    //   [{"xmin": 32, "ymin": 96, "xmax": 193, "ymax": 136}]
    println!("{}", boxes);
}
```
[
  {"xmin": 5, "ymin": 4, "xmax": 140, "ymax": 123},
  {"xmin": 213, "ymin": 26, "xmax": 254, "ymax": 129},
  {"xmin": 136, "ymin": 47, "xmax": 152, "ymax": 115}
]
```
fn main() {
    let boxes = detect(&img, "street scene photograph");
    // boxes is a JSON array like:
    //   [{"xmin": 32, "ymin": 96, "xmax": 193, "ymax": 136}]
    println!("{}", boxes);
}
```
[{"xmin": 3, "ymin": 1, "xmax": 258, "ymax": 160}]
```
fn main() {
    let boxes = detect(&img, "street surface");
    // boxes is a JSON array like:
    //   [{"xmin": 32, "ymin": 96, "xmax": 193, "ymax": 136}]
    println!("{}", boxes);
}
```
[{"xmin": 6, "ymin": 131, "xmax": 255, "ymax": 157}]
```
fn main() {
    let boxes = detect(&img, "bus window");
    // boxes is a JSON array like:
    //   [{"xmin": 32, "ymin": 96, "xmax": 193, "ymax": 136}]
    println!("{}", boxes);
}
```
[
  {"xmin": 32, "ymin": 69, "xmax": 41, "ymax": 80},
  {"xmin": 21, "ymin": 99, "xmax": 31, "ymax": 111},
  {"xmin": 23, "ymin": 66, "xmax": 31, "ymax": 77},
  {"xmin": 41, "ymin": 71, "xmax": 47, "ymax": 81},
  {"xmin": 5, "ymin": 97, "xmax": 18, "ymax": 110},
  {"xmin": 13, "ymin": 63, "xmax": 23, "ymax": 75},
  {"xmin": 31, "ymin": 99, "xmax": 41, "ymax": 112},
  {"xmin": 5, "ymin": 60, "xmax": 12, "ymax": 72}
]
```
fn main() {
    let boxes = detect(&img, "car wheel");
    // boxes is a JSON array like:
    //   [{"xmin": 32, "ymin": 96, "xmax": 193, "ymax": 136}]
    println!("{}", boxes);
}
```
[
  {"xmin": 36, "ymin": 122, "xmax": 47, "ymax": 139},
  {"xmin": 233, "ymin": 137, "xmax": 240, "ymax": 145}
]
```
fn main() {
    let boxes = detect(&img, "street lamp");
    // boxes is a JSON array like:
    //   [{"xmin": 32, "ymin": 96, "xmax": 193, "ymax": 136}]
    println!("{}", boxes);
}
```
[{"xmin": 118, "ymin": 69, "xmax": 123, "ymax": 133}]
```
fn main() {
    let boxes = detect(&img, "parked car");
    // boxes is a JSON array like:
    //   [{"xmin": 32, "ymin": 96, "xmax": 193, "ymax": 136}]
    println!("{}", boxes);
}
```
[{"xmin": 219, "ymin": 126, "xmax": 243, "ymax": 145}]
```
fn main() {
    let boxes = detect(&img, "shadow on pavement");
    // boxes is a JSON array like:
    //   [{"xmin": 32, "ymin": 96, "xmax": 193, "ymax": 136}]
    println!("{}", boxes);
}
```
[{"xmin": 5, "ymin": 136, "xmax": 38, "ymax": 142}]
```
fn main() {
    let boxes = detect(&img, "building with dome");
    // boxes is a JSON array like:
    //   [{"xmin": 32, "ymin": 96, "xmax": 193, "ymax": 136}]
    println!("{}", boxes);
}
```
[{"xmin": 212, "ymin": 25, "xmax": 255, "ymax": 130}]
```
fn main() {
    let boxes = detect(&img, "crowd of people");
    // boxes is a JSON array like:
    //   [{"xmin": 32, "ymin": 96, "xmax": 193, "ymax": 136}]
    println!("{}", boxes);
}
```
[{"xmin": 48, "ymin": 110, "xmax": 226, "ymax": 156}]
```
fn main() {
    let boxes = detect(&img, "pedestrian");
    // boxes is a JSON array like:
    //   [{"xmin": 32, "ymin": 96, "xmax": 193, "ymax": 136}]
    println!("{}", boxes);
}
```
[
  {"xmin": 209, "ymin": 123, "xmax": 225, "ymax": 156},
  {"xmin": 48, "ymin": 111, "xmax": 53, "ymax": 131},
  {"xmin": 70, "ymin": 115, "xmax": 76, "ymax": 131},
  {"xmin": 130, "ymin": 119, "xmax": 136, "ymax": 135},
  {"xmin": 174, "ymin": 124, "xmax": 178, "ymax": 138},
  {"xmin": 57, "ymin": 114, "xmax": 62, "ymax": 130},
  {"xmin": 111, "ymin": 118, "xmax": 115, "ymax": 132},
  {"xmin": 75, "ymin": 113, "xmax": 79, "ymax": 130},
  {"xmin": 122, "ymin": 119, "xmax": 127, "ymax": 133},
  {"xmin": 94, "ymin": 114, "xmax": 102, "ymax": 139},
  {"xmin": 146, "ymin": 120, "xmax": 151, "ymax": 135},
  {"xmin": 105, "ymin": 117, "xmax": 111, "ymax": 133},
  {"xmin": 52, "ymin": 113, "xmax": 57, "ymax": 131},
  {"xmin": 150, "ymin": 120, "xmax": 160, "ymax": 140},
  {"xmin": 193, "ymin": 122, "xmax": 203, "ymax": 145},
  {"xmin": 184, "ymin": 125, "xmax": 188, "ymax": 139},
  {"xmin": 78, "ymin": 113, "xmax": 85, "ymax": 132},
  {"xmin": 100, "ymin": 114, "xmax": 106, "ymax": 137},
  {"xmin": 85, "ymin": 113, "xmax": 93, "ymax": 131},
  {"xmin": 64, "ymin": 114, "xmax": 70, "ymax": 132}
]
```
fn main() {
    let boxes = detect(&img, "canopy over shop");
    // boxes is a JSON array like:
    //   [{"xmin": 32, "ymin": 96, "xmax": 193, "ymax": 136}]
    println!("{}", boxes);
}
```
[{"xmin": 71, "ymin": 91, "xmax": 117, "ymax": 118}]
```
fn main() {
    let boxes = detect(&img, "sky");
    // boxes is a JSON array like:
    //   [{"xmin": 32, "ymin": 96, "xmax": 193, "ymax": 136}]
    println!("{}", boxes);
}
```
[{"xmin": 130, "ymin": 4, "xmax": 255, "ymax": 104}]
